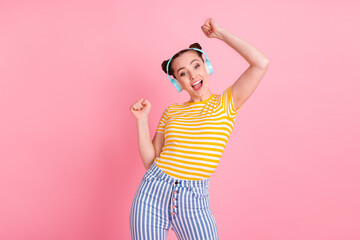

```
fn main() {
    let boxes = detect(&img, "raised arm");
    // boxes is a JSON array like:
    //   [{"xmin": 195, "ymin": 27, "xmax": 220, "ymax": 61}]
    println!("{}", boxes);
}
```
[
  {"xmin": 130, "ymin": 99, "xmax": 164, "ymax": 170},
  {"xmin": 201, "ymin": 18, "xmax": 269, "ymax": 109}
]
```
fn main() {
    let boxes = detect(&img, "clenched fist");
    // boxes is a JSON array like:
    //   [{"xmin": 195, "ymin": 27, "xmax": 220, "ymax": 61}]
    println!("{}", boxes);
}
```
[
  {"xmin": 201, "ymin": 18, "xmax": 224, "ymax": 39},
  {"xmin": 130, "ymin": 98, "xmax": 151, "ymax": 120}
]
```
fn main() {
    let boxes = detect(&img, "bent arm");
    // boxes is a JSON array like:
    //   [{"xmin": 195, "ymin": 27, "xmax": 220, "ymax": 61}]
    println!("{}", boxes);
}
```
[
  {"xmin": 136, "ymin": 118, "xmax": 165, "ymax": 170},
  {"xmin": 218, "ymin": 29, "xmax": 269, "ymax": 109}
]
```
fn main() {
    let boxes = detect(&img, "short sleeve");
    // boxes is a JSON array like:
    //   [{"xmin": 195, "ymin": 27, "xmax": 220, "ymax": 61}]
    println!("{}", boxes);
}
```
[
  {"xmin": 156, "ymin": 107, "xmax": 169, "ymax": 133},
  {"xmin": 220, "ymin": 85, "xmax": 241, "ymax": 119}
]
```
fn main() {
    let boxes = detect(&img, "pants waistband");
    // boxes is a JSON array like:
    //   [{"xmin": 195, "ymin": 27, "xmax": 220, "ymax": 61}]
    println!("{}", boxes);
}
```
[{"xmin": 145, "ymin": 162, "xmax": 210, "ymax": 187}]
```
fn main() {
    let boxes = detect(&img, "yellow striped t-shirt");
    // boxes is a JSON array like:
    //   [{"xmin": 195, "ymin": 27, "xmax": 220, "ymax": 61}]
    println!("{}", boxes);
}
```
[{"xmin": 154, "ymin": 85, "xmax": 241, "ymax": 180}]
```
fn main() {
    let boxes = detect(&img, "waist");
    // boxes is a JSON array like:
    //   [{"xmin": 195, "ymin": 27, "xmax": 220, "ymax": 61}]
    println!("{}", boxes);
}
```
[{"xmin": 147, "ymin": 161, "xmax": 211, "ymax": 187}]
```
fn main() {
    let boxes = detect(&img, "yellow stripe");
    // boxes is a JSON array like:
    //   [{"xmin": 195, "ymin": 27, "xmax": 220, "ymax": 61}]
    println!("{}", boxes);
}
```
[
  {"xmin": 166, "ymin": 120, "xmax": 233, "ymax": 128},
  {"xmin": 158, "ymin": 155, "xmax": 219, "ymax": 169},
  {"xmin": 155, "ymin": 159, "xmax": 215, "ymax": 173},
  {"xmin": 166, "ymin": 130, "xmax": 230, "ymax": 138},
  {"xmin": 164, "ymin": 144, "xmax": 224, "ymax": 153},
  {"xmin": 162, "ymin": 148, "xmax": 221, "ymax": 158},
  {"xmin": 169, "ymin": 113, "xmax": 234, "ymax": 123},
  {"xmin": 170, "ymin": 139, "xmax": 226, "ymax": 148},
  {"xmin": 164, "ymin": 126, "xmax": 231, "ymax": 134},
  {"xmin": 166, "ymin": 117, "xmax": 234, "ymax": 125},
  {"xmin": 164, "ymin": 135, "xmax": 227, "ymax": 142},
  {"xmin": 165, "ymin": 111, "xmax": 229, "ymax": 120},
  {"xmin": 160, "ymin": 152, "xmax": 220, "ymax": 163}
]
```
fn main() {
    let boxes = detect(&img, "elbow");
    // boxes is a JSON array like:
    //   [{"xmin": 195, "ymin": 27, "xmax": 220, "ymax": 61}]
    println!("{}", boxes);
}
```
[
  {"xmin": 144, "ymin": 160, "xmax": 155, "ymax": 170},
  {"xmin": 260, "ymin": 58, "xmax": 270, "ymax": 69},
  {"xmin": 252, "ymin": 58, "xmax": 269, "ymax": 70},
  {"xmin": 144, "ymin": 163, "xmax": 151, "ymax": 171}
]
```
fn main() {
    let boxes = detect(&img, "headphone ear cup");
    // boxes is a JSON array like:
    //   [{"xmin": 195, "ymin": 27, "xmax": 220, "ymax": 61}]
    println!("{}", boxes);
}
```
[
  {"xmin": 205, "ymin": 59, "xmax": 213, "ymax": 75},
  {"xmin": 170, "ymin": 77, "xmax": 183, "ymax": 92}
]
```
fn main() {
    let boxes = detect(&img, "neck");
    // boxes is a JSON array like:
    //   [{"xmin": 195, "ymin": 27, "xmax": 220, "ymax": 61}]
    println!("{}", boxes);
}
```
[{"xmin": 189, "ymin": 90, "xmax": 213, "ymax": 103}]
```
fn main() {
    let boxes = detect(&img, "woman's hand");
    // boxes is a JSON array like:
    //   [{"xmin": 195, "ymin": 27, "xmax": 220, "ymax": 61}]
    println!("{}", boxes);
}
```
[
  {"xmin": 130, "ymin": 98, "xmax": 151, "ymax": 120},
  {"xmin": 201, "ymin": 18, "xmax": 224, "ymax": 40}
]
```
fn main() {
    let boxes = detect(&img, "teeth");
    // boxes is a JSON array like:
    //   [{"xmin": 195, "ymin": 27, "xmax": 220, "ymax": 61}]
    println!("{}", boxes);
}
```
[{"xmin": 192, "ymin": 80, "xmax": 202, "ymax": 86}]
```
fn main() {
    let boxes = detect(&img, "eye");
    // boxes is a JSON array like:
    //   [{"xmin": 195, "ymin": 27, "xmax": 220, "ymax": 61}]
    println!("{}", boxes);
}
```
[
  {"xmin": 195, "ymin": 64, "xmax": 200, "ymax": 69},
  {"xmin": 180, "ymin": 72, "xmax": 186, "ymax": 77}
]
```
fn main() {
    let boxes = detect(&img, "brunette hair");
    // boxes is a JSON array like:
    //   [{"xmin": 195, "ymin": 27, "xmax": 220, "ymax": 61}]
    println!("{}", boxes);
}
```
[{"xmin": 161, "ymin": 43, "xmax": 203, "ymax": 79}]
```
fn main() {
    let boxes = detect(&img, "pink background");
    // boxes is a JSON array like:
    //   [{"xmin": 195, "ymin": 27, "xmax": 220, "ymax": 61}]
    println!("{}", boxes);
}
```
[{"xmin": 1, "ymin": 0, "xmax": 359, "ymax": 239}]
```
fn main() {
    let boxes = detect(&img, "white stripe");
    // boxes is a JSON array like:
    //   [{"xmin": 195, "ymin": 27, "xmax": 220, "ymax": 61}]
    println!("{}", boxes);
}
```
[
  {"xmin": 163, "ymin": 146, "xmax": 223, "ymax": 155},
  {"xmin": 165, "ymin": 113, "xmax": 228, "ymax": 121},
  {"xmin": 156, "ymin": 155, "xmax": 218, "ymax": 166},
  {"xmin": 158, "ymin": 166, "xmax": 211, "ymax": 178},
  {"xmin": 165, "ymin": 132, "xmax": 229, "ymax": 140},
  {"xmin": 165, "ymin": 142, "xmax": 225, "ymax": 151},
  {"xmin": 166, "ymin": 128, "xmax": 231, "ymax": 135},
  {"xmin": 165, "ymin": 137, "xmax": 226, "ymax": 146},
  {"xmin": 167, "ymin": 115, "xmax": 233, "ymax": 123},
  {"xmin": 170, "ymin": 122, "xmax": 233, "ymax": 129}
]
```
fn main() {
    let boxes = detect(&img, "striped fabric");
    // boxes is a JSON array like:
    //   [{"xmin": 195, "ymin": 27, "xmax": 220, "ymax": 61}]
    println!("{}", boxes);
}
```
[
  {"xmin": 129, "ymin": 162, "xmax": 219, "ymax": 240},
  {"xmin": 155, "ymin": 85, "xmax": 241, "ymax": 180}
]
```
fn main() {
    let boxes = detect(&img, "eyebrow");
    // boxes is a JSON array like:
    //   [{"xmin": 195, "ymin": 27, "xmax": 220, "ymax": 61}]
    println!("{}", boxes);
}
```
[{"xmin": 177, "ymin": 59, "xmax": 200, "ymax": 74}]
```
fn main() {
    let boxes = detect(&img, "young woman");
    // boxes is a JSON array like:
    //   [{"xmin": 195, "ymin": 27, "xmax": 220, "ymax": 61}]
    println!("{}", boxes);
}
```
[{"xmin": 129, "ymin": 18, "xmax": 269, "ymax": 240}]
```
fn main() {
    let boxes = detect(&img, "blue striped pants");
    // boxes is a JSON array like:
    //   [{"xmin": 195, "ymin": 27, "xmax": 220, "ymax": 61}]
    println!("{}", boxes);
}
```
[{"xmin": 129, "ymin": 162, "xmax": 219, "ymax": 239}]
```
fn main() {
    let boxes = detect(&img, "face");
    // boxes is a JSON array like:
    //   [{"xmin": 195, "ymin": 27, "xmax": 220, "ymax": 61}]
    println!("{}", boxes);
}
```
[{"xmin": 171, "ymin": 50, "xmax": 211, "ymax": 101}]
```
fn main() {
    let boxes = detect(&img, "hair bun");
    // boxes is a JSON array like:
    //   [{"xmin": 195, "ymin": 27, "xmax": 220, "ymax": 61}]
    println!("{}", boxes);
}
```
[
  {"xmin": 189, "ymin": 42, "xmax": 202, "ymax": 50},
  {"xmin": 161, "ymin": 60, "xmax": 170, "ymax": 74}
]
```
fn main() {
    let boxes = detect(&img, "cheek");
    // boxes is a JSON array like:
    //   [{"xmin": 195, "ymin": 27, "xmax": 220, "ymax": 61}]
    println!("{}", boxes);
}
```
[
  {"xmin": 203, "ymin": 75, "xmax": 210, "ymax": 85},
  {"xmin": 177, "ymin": 79, "xmax": 187, "ymax": 88},
  {"xmin": 200, "ymin": 66, "xmax": 207, "ymax": 75},
  {"xmin": 178, "ymin": 76, "xmax": 189, "ymax": 84}
]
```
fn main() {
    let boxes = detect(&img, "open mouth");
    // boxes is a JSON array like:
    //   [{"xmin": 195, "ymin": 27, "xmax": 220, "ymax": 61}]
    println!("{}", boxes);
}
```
[{"xmin": 191, "ymin": 80, "xmax": 203, "ymax": 91}]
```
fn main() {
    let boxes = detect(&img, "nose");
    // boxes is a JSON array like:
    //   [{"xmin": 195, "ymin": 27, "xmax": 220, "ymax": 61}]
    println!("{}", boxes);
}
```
[{"xmin": 189, "ymin": 70, "xmax": 196, "ymax": 79}]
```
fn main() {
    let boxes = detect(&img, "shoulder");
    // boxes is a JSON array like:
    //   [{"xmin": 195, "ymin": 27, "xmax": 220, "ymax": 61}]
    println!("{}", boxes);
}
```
[
  {"xmin": 218, "ymin": 86, "xmax": 235, "ymax": 101},
  {"xmin": 168, "ymin": 102, "xmax": 186, "ymax": 109},
  {"xmin": 161, "ymin": 103, "xmax": 182, "ymax": 114},
  {"xmin": 222, "ymin": 85, "xmax": 233, "ymax": 95},
  {"xmin": 209, "ymin": 88, "xmax": 229, "ymax": 102}
]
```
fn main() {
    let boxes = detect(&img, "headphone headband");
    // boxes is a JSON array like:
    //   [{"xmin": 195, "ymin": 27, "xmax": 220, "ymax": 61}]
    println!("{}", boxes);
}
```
[{"xmin": 165, "ymin": 48, "xmax": 209, "ymax": 77}]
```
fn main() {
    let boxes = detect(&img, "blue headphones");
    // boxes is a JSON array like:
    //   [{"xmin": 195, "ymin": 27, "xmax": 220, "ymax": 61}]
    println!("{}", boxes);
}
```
[{"xmin": 166, "ymin": 48, "xmax": 213, "ymax": 92}]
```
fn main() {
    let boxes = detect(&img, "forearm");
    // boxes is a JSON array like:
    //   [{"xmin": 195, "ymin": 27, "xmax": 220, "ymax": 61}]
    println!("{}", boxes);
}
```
[
  {"xmin": 218, "ymin": 28, "xmax": 269, "ymax": 69},
  {"xmin": 136, "ymin": 117, "xmax": 155, "ymax": 169}
]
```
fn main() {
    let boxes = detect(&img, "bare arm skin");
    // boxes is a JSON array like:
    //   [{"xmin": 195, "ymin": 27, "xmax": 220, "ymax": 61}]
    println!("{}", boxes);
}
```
[
  {"xmin": 130, "ymin": 99, "xmax": 165, "ymax": 170},
  {"xmin": 201, "ymin": 18, "xmax": 270, "ymax": 109},
  {"xmin": 152, "ymin": 131, "xmax": 165, "ymax": 159}
]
